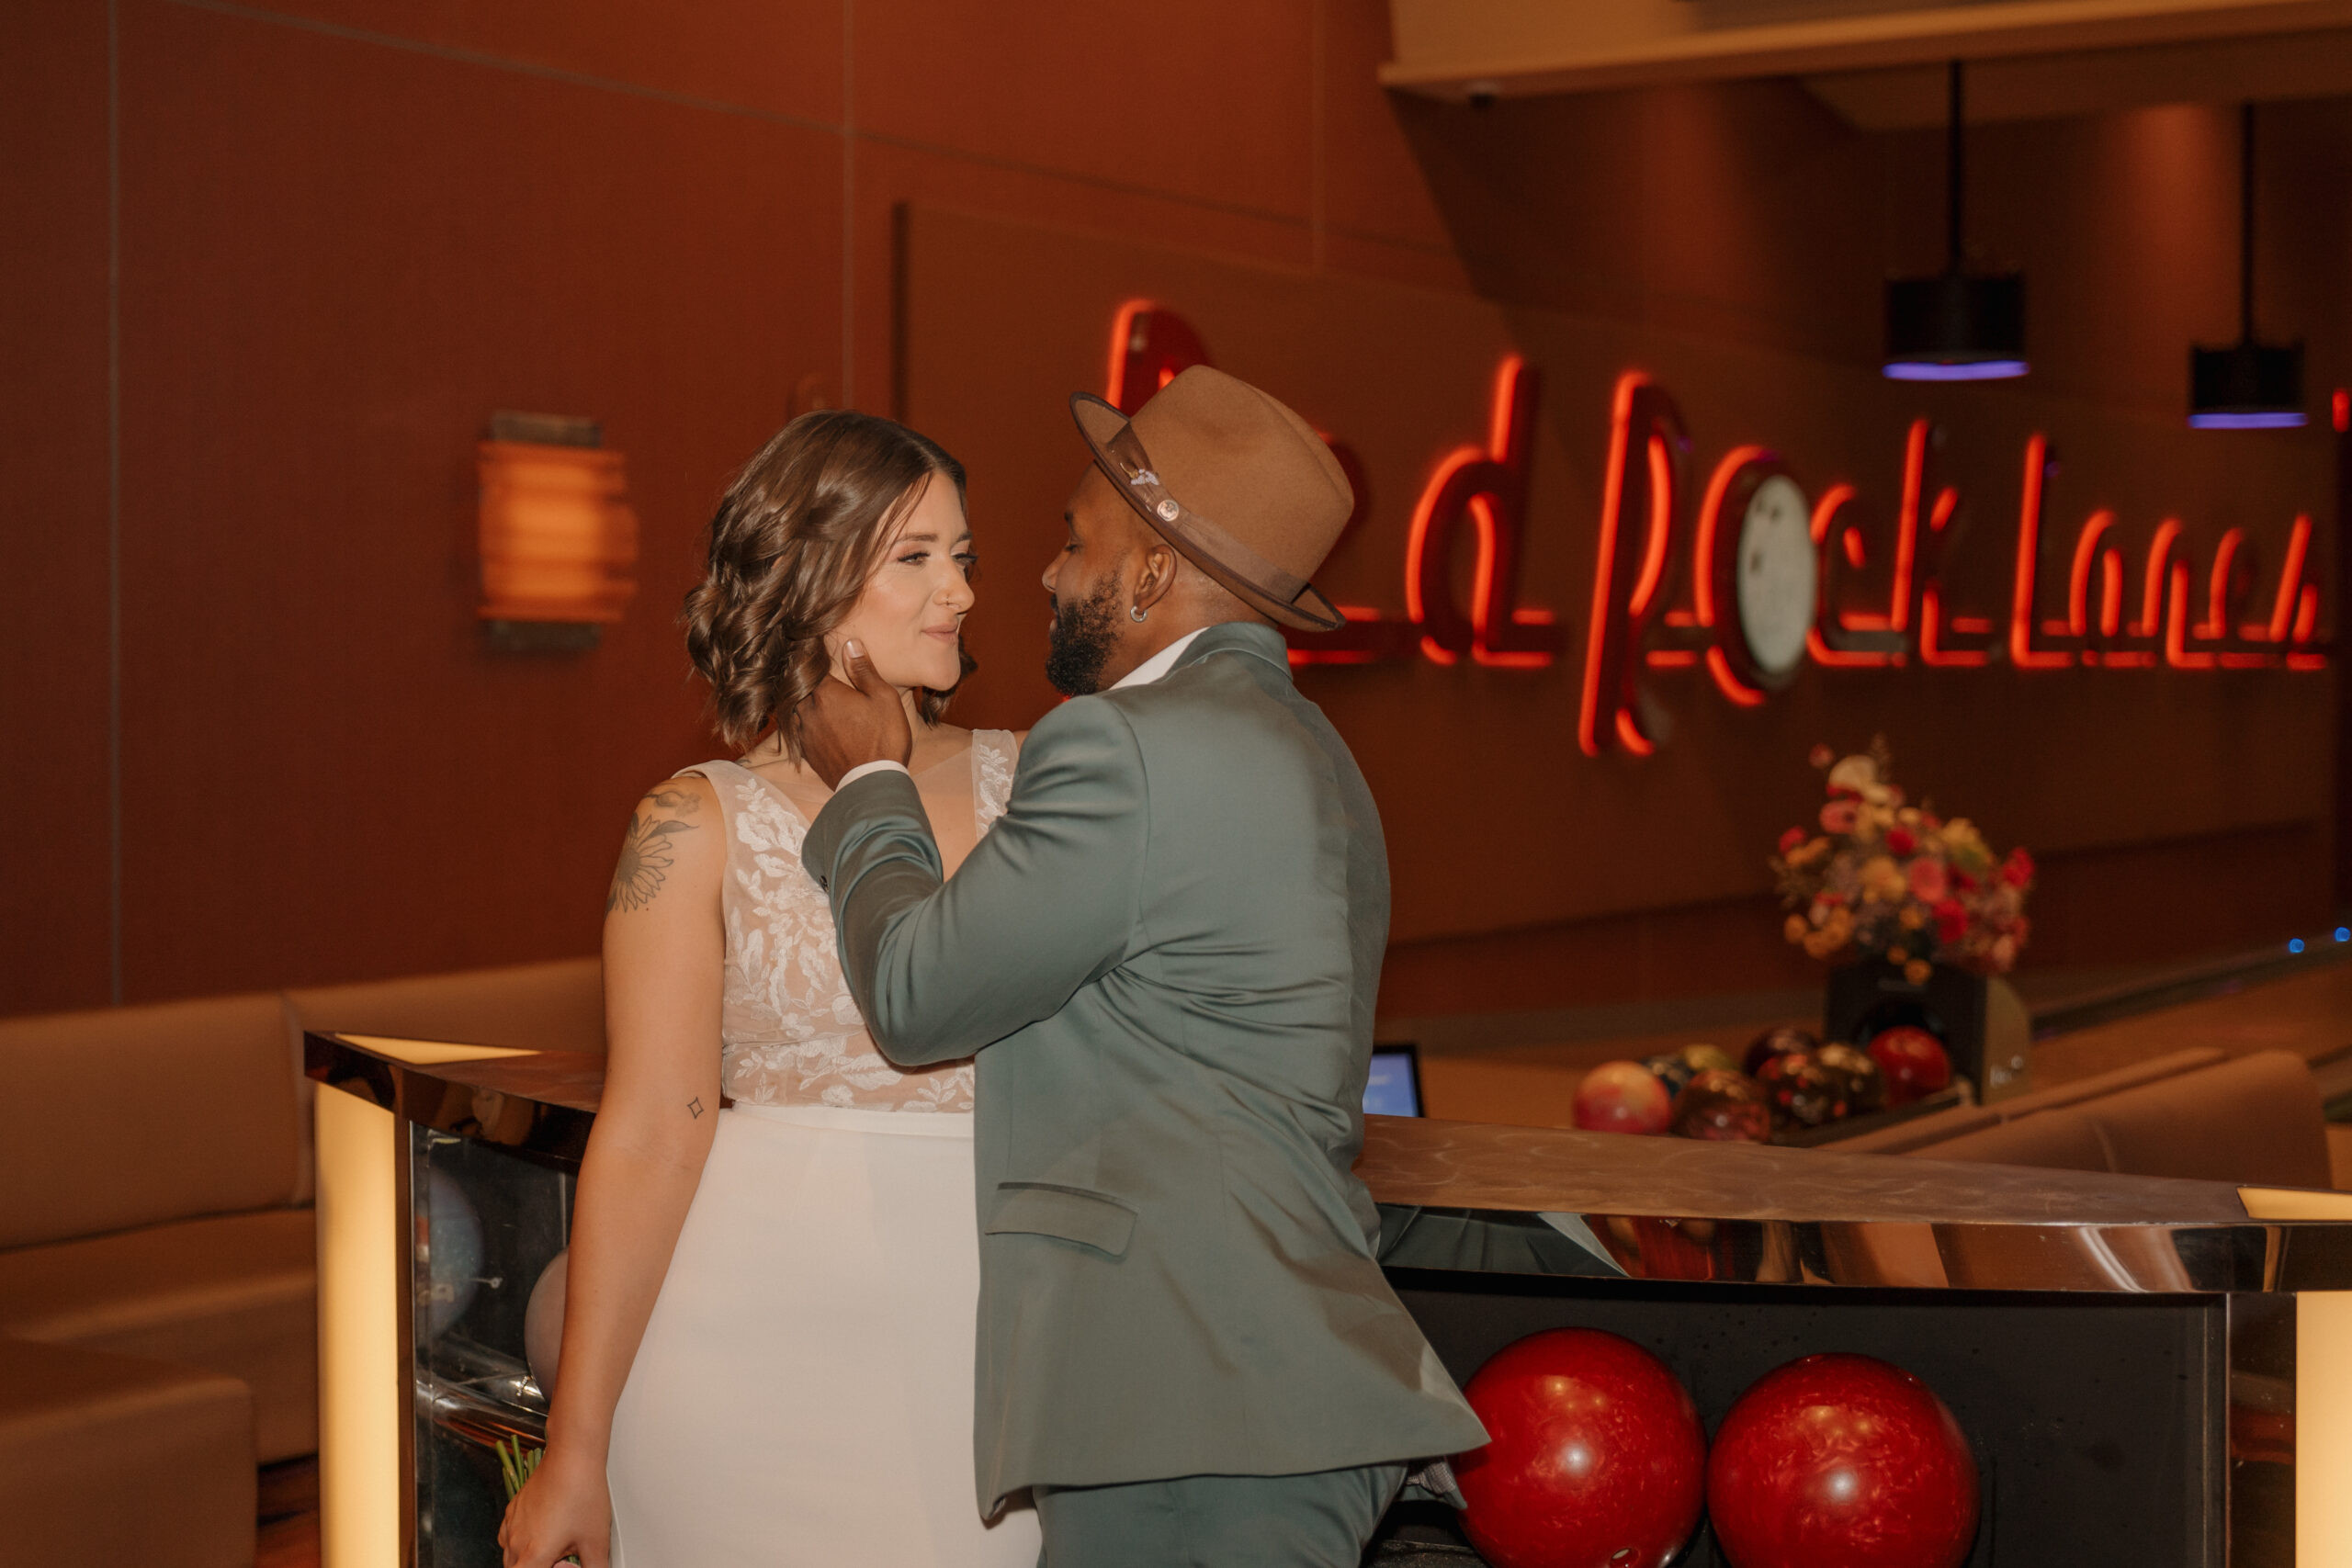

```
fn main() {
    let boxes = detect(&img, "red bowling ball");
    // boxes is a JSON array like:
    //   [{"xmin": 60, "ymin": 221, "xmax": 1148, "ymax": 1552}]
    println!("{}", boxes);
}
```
[
  {"xmin": 1573, "ymin": 1060, "xmax": 1674, "ymax": 1135},
  {"xmin": 1454, "ymin": 1328, "xmax": 1706, "ymax": 1568},
  {"xmin": 1865, "ymin": 1027, "xmax": 1952, "ymax": 1106},
  {"xmin": 1707, "ymin": 1352, "xmax": 1979, "ymax": 1568}
]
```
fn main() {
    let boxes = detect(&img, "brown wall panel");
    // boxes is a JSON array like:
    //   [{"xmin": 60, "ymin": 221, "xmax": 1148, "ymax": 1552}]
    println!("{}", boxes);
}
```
[
  {"xmin": 1377, "ymin": 823, "xmax": 2333, "ymax": 1020},
  {"xmin": 113, "ymin": 0, "xmax": 842, "ymax": 1000},
  {"xmin": 854, "ymin": 0, "xmax": 1317, "ymax": 225},
  {"xmin": 1318, "ymin": 0, "xmax": 1457, "ymax": 257},
  {"xmin": 846, "ymin": 140, "xmax": 1322, "ymax": 425},
  {"xmin": 1, "ymin": 0, "xmax": 114, "ymax": 1013},
  {"xmin": 1392, "ymin": 80, "xmax": 1889, "ymax": 366},
  {"xmin": 842, "ymin": 2, "xmax": 1473, "ymax": 409},
  {"xmin": 214, "ymin": 0, "xmax": 845, "ymax": 121}
]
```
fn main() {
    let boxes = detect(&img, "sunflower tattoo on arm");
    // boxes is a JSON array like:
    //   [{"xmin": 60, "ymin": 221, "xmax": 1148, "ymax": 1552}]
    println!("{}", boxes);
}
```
[{"xmin": 607, "ymin": 786, "xmax": 701, "ymax": 913}]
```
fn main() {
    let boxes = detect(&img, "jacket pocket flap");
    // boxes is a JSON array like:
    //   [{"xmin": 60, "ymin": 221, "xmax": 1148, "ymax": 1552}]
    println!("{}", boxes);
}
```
[{"xmin": 985, "ymin": 1182, "xmax": 1136, "ymax": 1258}]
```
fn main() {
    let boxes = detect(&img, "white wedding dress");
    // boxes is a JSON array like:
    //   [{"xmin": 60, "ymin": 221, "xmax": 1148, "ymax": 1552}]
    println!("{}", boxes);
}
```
[{"xmin": 605, "ymin": 734, "xmax": 1040, "ymax": 1565}]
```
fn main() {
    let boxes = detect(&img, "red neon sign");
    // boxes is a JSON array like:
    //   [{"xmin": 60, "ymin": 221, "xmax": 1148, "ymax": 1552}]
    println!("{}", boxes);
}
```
[
  {"xmin": 1691, "ymin": 445, "xmax": 1776, "ymax": 707},
  {"xmin": 1101, "ymin": 307, "xmax": 2329, "ymax": 742},
  {"xmin": 1406, "ymin": 357, "xmax": 1564, "ymax": 668},
  {"xmin": 1578, "ymin": 373, "xmax": 1684, "ymax": 755}
]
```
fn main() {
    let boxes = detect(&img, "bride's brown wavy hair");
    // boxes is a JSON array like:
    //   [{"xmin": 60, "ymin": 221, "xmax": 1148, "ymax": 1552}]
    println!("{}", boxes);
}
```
[{"xmin": 684, "ymin": 411, "xmax": 970, "ymax": 758}]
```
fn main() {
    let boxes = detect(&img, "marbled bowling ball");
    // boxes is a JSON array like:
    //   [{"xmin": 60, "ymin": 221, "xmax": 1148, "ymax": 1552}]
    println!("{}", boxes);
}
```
[
  {"xmin": 1743, "ymin": 1024, "xmax": 1822, "ymax": 1077},
  {"xmin": 1668, "ymin": 1069, "xmax": 1773, "ymax": 1142},
  {"xmin": 1755, "ymin": 1053, "xmax": 1841, "ymax": 1130},
  {"xmin": 1677, "ymin": 1043, "xmax": 1739, "ymax": 1077},
  {"xmin": 1644, "ymin": 1052, "xmax": 1698, "ymax": 1100},
  {"xmin": 415, "ymin": 1169, "xmax": 484, "ymax": 1342},
  {"xmin": 1455, "ymin": 1327, "xmax": 1708, "ymax": 1568},
  {"xmin": 525, "ymin": 1250, "xmax": 569, "ymax": 1398},
  {"xmin": 1867, "ymin": 1027, "xmax": 1953, "ymax": 1107},
  {"xmin": 1707, "ymin": 1352, "xmax": 1979, "ymax": 1568},
  {"xmin": 1813, "ymin": 1042, "xmax": 1885, "ymax": 1116},
  {"xmin": 1573, "ymin": 1061, "xmax": 1675, "ymax": 1136}
]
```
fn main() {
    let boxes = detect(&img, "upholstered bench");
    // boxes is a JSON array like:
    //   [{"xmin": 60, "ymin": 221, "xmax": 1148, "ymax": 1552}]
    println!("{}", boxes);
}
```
[
  {"xmin": 0, "ymin": 953, "xmax": 609, "ymax": 1482},
  {"xmin": 0, "ymin": 1336, "xmax": 255, "ymax": 1567},
  {"xmin": 0, "ymin": 991, "xmax": 316, "ymax": 1461},
  {"xmin": 1915, "ymin": 1049, "xmax": 2335, "ymax": 1189},
  {"xmin": 0, "ymin": 1207, "xmax": 317, "ymax": 1461}
]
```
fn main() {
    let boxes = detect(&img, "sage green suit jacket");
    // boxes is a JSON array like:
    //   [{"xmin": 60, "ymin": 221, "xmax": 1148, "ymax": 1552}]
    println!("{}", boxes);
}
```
[{"xmin": 802, "ymin": 622, "xmax": 1486, "ymax": 1509}]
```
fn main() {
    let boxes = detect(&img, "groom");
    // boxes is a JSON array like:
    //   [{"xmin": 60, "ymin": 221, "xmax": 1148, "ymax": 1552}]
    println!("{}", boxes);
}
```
[{"xmin": 797, "ymin": 367, "xmax": 1485, "ymax": 1566}]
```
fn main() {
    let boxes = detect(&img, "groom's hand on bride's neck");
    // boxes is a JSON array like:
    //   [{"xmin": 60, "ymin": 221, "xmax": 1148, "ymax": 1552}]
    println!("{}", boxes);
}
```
[{"xmin": 800, "ymin": 640, "xmax": 914, "ymax": 790}]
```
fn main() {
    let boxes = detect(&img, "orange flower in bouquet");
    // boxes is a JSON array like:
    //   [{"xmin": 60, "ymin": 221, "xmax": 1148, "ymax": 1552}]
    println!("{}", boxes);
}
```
[{"xmin": 1770, "ymin": 742, "xmax": 2032, "ymax": 979}]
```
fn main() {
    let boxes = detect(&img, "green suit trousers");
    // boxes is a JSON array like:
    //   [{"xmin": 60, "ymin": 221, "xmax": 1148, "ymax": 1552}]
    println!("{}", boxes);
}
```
[{"xmin": 1034, "ymin": 1462, "xmax": 1408, "ymax": 1568}]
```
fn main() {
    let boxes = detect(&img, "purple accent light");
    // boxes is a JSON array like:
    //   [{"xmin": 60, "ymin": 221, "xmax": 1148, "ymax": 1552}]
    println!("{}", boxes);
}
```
[
  {"xmin": 2186, "ymin": 409, "xmax": 2306, "ymax": 429},
  {"xmin": 1883, "ymin": 358, "xmax": 2030, "ymax": 382}
]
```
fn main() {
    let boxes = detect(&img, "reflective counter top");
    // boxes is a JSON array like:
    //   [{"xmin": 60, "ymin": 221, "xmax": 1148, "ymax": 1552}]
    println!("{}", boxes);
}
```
[{"xmin": 308, "ymin": 1030, "xmax": 2352, "ymax": 1293}]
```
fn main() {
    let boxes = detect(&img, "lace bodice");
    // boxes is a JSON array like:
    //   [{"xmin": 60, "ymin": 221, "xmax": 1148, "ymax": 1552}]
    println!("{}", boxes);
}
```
[{"xmin": 685, "ymin": 731, "xmax": 1017, "ymax": 1112}]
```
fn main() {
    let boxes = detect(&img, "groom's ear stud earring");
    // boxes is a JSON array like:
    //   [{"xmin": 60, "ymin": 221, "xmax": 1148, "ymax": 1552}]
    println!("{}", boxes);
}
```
[{"xmin": 1129, "ymin": 604, "xmax": 1148, "ymax": 623}]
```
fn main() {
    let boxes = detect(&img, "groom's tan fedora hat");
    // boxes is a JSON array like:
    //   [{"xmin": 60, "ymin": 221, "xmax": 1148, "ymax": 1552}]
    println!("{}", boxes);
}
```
[{"xmin": 1070, "ymin": 367, "xmax": 1349, "ymax": 631}]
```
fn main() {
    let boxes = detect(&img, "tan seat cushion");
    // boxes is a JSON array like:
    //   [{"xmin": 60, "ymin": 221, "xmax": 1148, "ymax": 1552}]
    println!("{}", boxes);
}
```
[
  {"xmin": 0, "ymin": 991, "xmax": 300, "ymax": 1250},
  {"xmin": 288, "ymin": 954, "xmax": 605, "ymax": 1055},
  {"xmin": 1829, "ymin": 1104, "xmax": 1999, "ymax": 1154},
  {"xmin": 0, "ymin": 1208, "xmax": 317, "ymax": 1462},
  {"xmin": 1986, "ymin": 1046, "xmax": 2227, "ymax": 1121},
  {"xmin": 1916, "ymin": 1108, "xmax": 2115, "ymax": 1172},
  {"xmin": 2077, "ymin": 1049, "xmax": 2331, "ymax": 1190},
  {"xmin": 0, "ymin": 1336, "xmax": 255, "ymax": 1567}
]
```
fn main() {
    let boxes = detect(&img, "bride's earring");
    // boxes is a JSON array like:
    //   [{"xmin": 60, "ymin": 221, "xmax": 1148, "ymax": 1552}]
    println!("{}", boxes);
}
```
[{"xmin": 1129, "ymin": 604, "xmax": 1148, "ymax": 623}]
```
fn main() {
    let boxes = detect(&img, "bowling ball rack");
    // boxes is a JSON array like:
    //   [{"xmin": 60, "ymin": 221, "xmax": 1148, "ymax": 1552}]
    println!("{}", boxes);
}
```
[
  {"xmin": 1362, "ymin": 1117, "xmax": 2351, "ymax": 1568},
  {"xmin": 1385, "ymin": 1269, "xmax": 2207, "ymax": 1565}
]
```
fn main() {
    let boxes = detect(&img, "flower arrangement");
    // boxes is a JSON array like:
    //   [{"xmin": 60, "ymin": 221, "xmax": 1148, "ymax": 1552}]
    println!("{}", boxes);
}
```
[
  {"xmin": 495, "ymin": 1436, "xmax": 546, "ymax": 1498},
  {"xmin": 494, "ymin": 1437, "xmax": 581, "ymax": 1565},
  {"xmin": 1772, "ymin": 742, "xmax": 2033, "ymax": 980}
]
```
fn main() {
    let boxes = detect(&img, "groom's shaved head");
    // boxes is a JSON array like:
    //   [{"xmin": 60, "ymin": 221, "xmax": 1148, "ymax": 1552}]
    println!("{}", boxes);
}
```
[{"xmin": 1041, "ymin": 467, "xmax": 1259, "ymax": 694}]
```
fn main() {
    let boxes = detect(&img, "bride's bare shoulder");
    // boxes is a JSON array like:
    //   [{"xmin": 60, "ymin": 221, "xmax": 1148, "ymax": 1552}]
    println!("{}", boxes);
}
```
[
  {"xmin": 633, "ymin": 773, "xmax": 721, "ymax": 819},
  {"xmin": 605, "ymin": 773, "xmax": 724, "ymax": 919}
]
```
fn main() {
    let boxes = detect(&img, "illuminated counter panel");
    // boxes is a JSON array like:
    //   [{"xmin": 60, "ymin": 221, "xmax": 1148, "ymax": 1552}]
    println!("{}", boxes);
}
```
[{"xmin": 310, "ymin": 1032, "xmax": 2352, "ymax": 1567}]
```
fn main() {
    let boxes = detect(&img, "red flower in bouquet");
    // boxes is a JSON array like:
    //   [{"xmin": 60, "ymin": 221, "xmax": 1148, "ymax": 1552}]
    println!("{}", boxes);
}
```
[
  {"xmin": 1779, "ymin": 826, "xmax": 1807, "ymax": 853},
  {"xmin": 1906, "ymin": 856, "xmax": 1949, "ymax": 902},
  {"xmin": 2002, "ymin": 847, "xmax": 2035, "ymax": 887},
  {"xmin": 1887, "ymin": 827, "xmax": 1917, "ymax": 856},
  {"xmin": 1934, "ymin": 899, "xmax": 1969, "ymax": 944}
]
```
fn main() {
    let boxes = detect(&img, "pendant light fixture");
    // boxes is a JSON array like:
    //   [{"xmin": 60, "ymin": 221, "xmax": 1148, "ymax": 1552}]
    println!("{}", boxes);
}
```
[
  {"xmin": 1883, "ymin": 61, "xmax": 2028, "ymax": 381},
  {"xmin": 2188, "ymin": 103, "xmax": 2304, "ymax": 429}
]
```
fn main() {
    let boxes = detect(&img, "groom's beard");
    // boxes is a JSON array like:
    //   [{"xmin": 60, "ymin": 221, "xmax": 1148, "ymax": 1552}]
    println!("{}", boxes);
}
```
[{"xmin": 1044, "ymin": 578, "xmax": 1124, "ymax": 696}]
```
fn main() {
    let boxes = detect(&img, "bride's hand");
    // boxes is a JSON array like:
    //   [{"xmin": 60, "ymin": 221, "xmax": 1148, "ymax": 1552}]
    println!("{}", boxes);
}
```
[{"xmin": 499, "ymin": 1445, "xmax": 608, "ymax": 1568}]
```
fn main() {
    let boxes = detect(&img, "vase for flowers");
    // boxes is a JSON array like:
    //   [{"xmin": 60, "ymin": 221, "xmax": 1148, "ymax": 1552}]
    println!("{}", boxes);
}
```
[{"xmin": 1823, "ymin": 959, "xmax": 2030, "ymax": 1101}]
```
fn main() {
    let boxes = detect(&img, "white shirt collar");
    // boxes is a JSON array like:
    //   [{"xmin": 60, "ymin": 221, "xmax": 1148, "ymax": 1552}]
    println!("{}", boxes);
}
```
[{"xmin": 1111, "ymin": 626, "xmax": 1210, "ymax": 691}]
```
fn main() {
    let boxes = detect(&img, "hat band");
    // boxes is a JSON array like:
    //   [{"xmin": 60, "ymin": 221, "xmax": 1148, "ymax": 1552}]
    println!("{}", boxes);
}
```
[{"xmin": 1102, "ymin": 422, "xmax": 1311, "ymax": 606}]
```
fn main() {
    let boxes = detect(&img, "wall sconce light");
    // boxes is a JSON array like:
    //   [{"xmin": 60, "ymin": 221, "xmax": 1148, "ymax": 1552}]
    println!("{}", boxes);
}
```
[
  {"xmin": 2188, "ymin": 104, "xmax": 2304, "ymax": 430},
  {"xmin": 478, "ymin": 412, "xmax": 638, "ymax": 651},
  {"xmin": 1883, "ymin": 62, "xmax": 2029, "ymax": 382}
]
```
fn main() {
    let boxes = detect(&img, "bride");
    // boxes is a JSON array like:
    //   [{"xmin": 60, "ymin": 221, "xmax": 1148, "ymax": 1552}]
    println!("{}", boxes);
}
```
[{"xmin": 500, "ymin": 412, "xmax": 1038, "ymax": 1567}]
